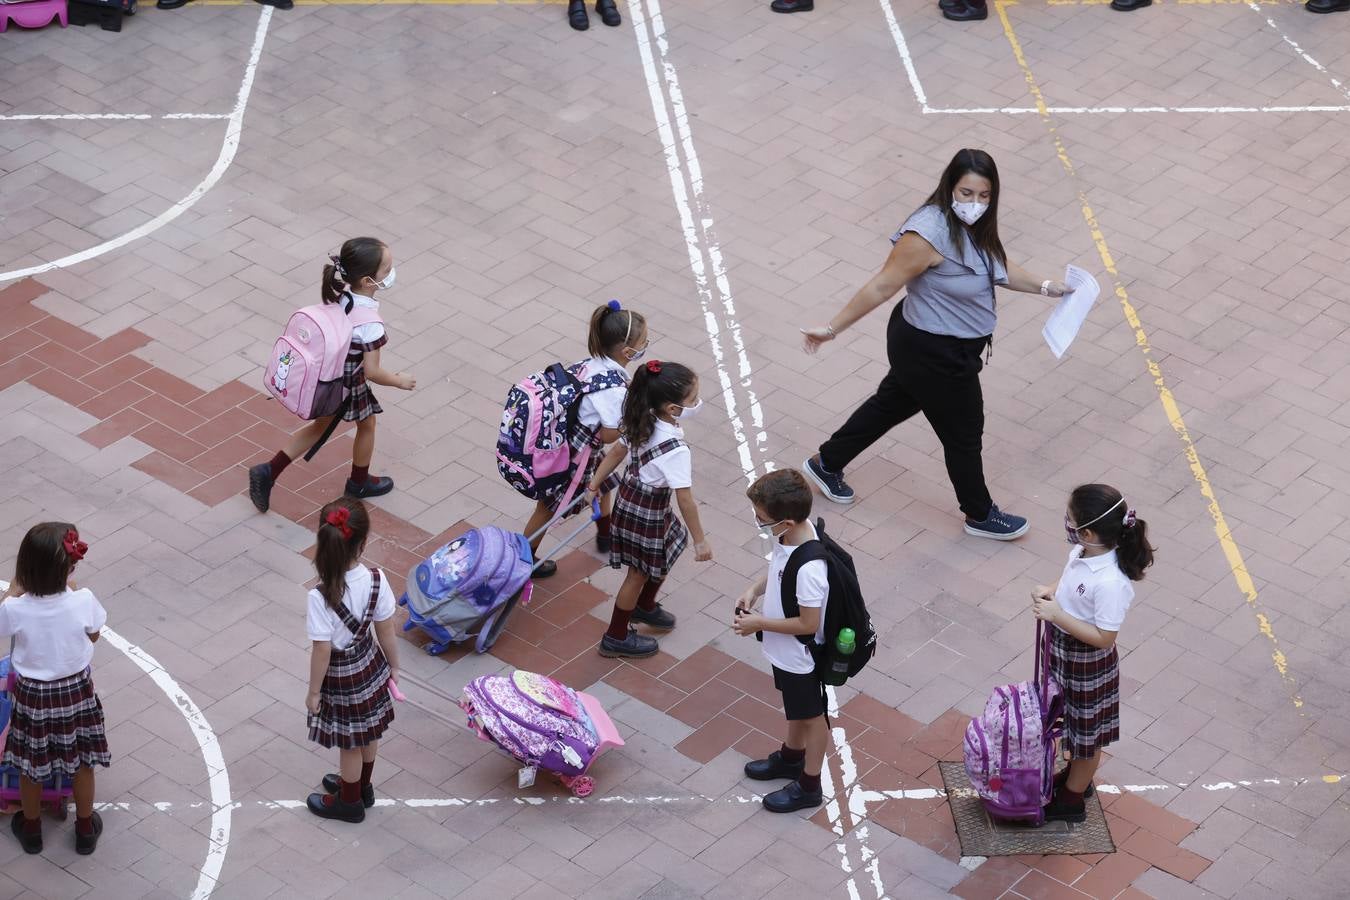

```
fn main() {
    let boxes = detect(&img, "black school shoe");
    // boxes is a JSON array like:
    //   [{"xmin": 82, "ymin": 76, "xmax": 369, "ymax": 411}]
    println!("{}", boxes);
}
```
[
  {"xmin": 630, "ymin": 603, "xmax": 676, "ymax": 630},
  {"xmin": 253, "ymin": 0, "xmax": 293, "ymax": 7},
  {"xmin": 345, "ymin": 476, "xmax": 394, "ymax": 499},
  {"xmin": 763, "ymin": 781, "xmax": 823, "ymax": 813},
  {"xmin": 1043, "ymin": 787, "xmax": 1087, "ymax": 824},
  {"xmin": 248, "ymin": 463, "xmax": 274, "ymax": 513},
  {"xmin": 1052, "ymin": 767, "xmax": 1094, "ymax": 799},
  {"xmin": 75, "ymin": 812, "xmax": 103, "ymax": 855},
  {"xmin": 598, "ymin": 628, "xmax": 658, "ymax": 659},
  {"xmin": 943, "ymin": 0, "xmax": 988, "ymax": 19},
  {"xmin": 744, "ymin": 750, "xmax": 805, "ymax": 781},
  {"xmin": 322, "ymin": 774, "xmax": 375, "ymax": 808},
  {"xmin": 1305, "ymin": 0, "xmax": 1348, "ymax": 9},
  {"xmin": 771, "ymin": 0, "xmax": 814, "ymax": 10},
  {"xmin": 155, "ymin": 0, "xmax": 188, "ymax": 8},
  {"xmin": 306, "ymin": 791, "xmax": 365, "ymax": 823},
  {"xmin": 533, "ymin": 560, "xmax": 558, "ymax": 579},
  {"xmin": 595, "ymin": 0, "xmax": 620, "ymax": 25},
  {"xmin": 1109, "ymin": 0, "xmax": 1150, "ymax": 9},
  {"xmin": 568, "ymin": 0, "xmax": 588, "ymax": 29},
  {"xmin": 11, "ymin": 813, "xmax": 41, "ymax": 854}
]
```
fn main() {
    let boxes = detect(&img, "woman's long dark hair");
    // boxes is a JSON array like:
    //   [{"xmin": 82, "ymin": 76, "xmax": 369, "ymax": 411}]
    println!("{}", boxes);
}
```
[
  {"xmin": 321, "ymin": 237, "xmax": 386, "ymax": 304},
  {"xmin": 621, "ymin": 361, "xmax": 696, "ymax": 448},
  {"xmin": 922, "ymin": 148, "xmax": 1007, "ymax": 268},
  {"xmin": 314, "ymin": 498, "xmax": 370, "ymax": 614},
  {"xmin": 1069, "ymin": 483, "xmax": 1155, "ymax": 582}
]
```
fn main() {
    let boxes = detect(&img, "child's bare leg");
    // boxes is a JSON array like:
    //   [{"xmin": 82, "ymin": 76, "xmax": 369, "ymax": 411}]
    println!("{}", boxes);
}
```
[
  {"xmin": 339, "ymin": 748, "xmax": 363, "ymax": 783},
  {"xmin": 525, "ymin": 499, "xmax": 553, "ymax": 554},
  {"xmin": 72, "ymin": 766, "xmax": 96, "ymax": 819},
  {"xmin": 282, "ymin": 418, "xmax": 335, "ymax": 461},
  {"xmin": 801, "ymin": 716, "xmax": 829, "ymax": 777},
  {"xmin": 615, "ymin": 568, "xmax": 647, "ymax": 612},
  {"xmin": 18, "ymin": 774, "xmax": 41, "ymax": 821},
  {"xmin": 352, "ymin": 416, "xmax": 376, "ymax": 468},
  {"xmin": 1066, "ymin": 750, "xmax": 1100, "ymax": 793},
  {"xmin": 360, "ymin": 741, "xmax": 379, "ymax": 764}
]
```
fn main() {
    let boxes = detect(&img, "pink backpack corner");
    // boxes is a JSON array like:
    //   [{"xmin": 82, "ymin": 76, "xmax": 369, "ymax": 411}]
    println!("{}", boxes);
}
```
[
  {"xmin": 963, "ymin": 622, "xmax": 1063, "ymax": 826},
  {"xmin": 264, "ymin": 298, "xmax": 382, "ymax": 421}
]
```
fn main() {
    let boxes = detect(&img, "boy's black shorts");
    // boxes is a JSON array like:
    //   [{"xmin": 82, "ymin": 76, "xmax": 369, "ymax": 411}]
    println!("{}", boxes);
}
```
[{"xmin": 773, "ymin": 666, "xmax": 825, "ymax": 721}]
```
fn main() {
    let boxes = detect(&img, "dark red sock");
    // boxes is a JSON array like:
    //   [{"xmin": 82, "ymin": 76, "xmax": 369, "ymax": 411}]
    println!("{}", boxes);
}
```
[
  {"xmin": 269, "ymin": 450, "xmax": 292, "ymax": 478},
  {"xmin": 360, "ymin": 761, "xmax": 374, "ymax": 788},
  {"xmin": 779, "ymin": 744, "xmax": 805, "ymax": 763},
  {"xmin": 339, "ymin": 779, "xmax": 362, "ymax": 804},
  {"xmin": 22, "ymin": 816, "xmax": 40, "ymax": 835},
  {"xmin": 798, "ymin": 771, "xmax": 822, "ymax": 794},
  {"xmin": 76, "ymin": 815, "xmax": 94, "ymax": 836},
  {"xmin": 636, "ymin": 579, "xmax": 663, "ymax": 612},
  {"xmin": 595, "ymin": 515, "xmax": 612, "ymax": 538},
  {"xmin": 606, "ymin": 605, "xmax": 633, "ymax": 641},
  {"xmin": 350, "ymin": 464, "xmax": 369, "ymax": 485}
]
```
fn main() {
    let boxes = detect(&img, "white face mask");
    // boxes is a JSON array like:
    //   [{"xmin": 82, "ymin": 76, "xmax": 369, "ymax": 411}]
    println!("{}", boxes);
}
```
[
  {"xmin": 952, "ymin": 199, "xmax": 989, "ymax": 226},
  {"xmin": 755, "ymin": 517, "xmax": 785, "ymax": 541},
  {"xmin": 372, "ymin": 266, "xmax": 396, "ymax": 291},
  {"xmin": 674, "ymin": 397, "xmax": 703, "ymax": 420}
]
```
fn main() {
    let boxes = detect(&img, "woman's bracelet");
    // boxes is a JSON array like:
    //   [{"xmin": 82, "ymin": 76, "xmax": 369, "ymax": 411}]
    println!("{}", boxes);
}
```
[
  {"xmin": 825, "ymin": 322, "xmax": 838, "ymax": 337},
  {"xmin": 1040, "ymin": 280, "xmax": 1052, "ymax": 296}
]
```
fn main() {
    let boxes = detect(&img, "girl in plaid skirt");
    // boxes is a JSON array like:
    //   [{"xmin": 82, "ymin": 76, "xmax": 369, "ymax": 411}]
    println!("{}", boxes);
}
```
[
  {"xmin": 1033, "ymin": 483, "xmax": 1155, "ymax": 823},
  {"xmin": 520, "ymin": 301, "xmax": 649, "ymax": 579},
  {"xmin": 2, "ymin": 523, "xmax": 110, "ymax": 856},
  {"xmin": 248, "ymin": 237, "xmax": 418, "ymax": 515},
  {"xmin": 587, "ymin": 360, "xmax": 712, "ymax": 659},
  {"xmin": 304, "ymin": 498, "xmax": 400, "ymax": 823}
]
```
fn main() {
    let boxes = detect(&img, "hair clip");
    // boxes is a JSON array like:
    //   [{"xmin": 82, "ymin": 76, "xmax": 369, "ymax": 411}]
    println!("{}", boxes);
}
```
[
  {"xmin": 607, "ymin": 299, "xmax": 622, "ymax": 312},
  {"xmin": 645, "ymin": 360, "xmax": 662, "ymax": 375},
  {"xmin": 63, "ymin": 529, "xmax": 88, "ymax": 562},
  {"xmin": 1122, "ymin": 509, "xmax": 1137, "ymax": 529},
  {"xmin": 325, "ymin": 507, "xmax": 354, "ymax": 540},
  {"xmin": 330, "ymin": 255, "xmax": 347, "ymax": 280}
]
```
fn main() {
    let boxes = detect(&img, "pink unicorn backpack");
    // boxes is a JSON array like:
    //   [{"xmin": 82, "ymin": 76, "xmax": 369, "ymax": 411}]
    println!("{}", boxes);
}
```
[
  {"xmin": 963, "ymin": 622, "xmax": 1063, "ymax": 825},
  {"xmin": 264, "ymin": 295, "xmax": 382, "ymax": 422}
]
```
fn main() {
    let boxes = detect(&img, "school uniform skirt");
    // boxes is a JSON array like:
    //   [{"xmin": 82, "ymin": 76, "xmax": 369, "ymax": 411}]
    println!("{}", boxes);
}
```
[
  {"xmin": 308, "ymin": 632, "xmax": 394, "ymax": 750},
  {"xmin": 1048, "ymin": 625, "xmax": 1120, "ymax": 759},
  {"xmin": 341, "ymin": 334, "xmax": 386, "ymax": 423},
  {"xmin": 609, "ymin": 478, "xmax": 687, "ymax": 579},
  {"xmin": 546, "ymin": 426, "xmax": 614, "ymax": 517},
  {"xmin": 2, "ymin": 668, "xmax": 111, "ymax": 781}
]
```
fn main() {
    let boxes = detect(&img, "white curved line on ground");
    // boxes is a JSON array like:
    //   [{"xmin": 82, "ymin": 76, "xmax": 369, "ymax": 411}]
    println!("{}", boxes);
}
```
[
  {"xmin": 0, "ymin": 113, "xmax": 232, "ymax": 121},
  {"xmin": 101, "ymin": 629, "xmax": 233, "ymax": 900},
  {"xmin": 0, "ymin": 8, "xmax": 273, "ymax": 285}
]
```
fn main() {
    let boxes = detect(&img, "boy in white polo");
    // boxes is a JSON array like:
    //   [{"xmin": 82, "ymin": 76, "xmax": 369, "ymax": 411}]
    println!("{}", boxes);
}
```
[{"xmin": 732, "ymin": 468, "xmax": 829, "ymax": 813}]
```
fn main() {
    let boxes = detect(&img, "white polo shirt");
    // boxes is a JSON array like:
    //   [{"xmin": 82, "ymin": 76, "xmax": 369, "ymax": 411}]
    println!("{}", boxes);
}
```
[
  {"xmin": 575, "ymin": 356, "xmax": 628, "ymax": 433},
  {"xmin": 1052, "ymin": 546, "xmax": 1134, "ymax": 632},
  {"xmin": 344, "ymin": 291, "xmax": 385, "ymax": 346},
  {"xmin": 626, "ymin": 419, "xmax": 692, "ymax": 489},
  {"xmin": 760, "ymin": 524, "xmax": 829, "ymax": 675},
  {"xmin": 306, "ymin": 566, "xmax": 397, "ymax": 650},
  {"xmin": 0, "ymin": 588, "xmax": 107, "ymax": 681}
]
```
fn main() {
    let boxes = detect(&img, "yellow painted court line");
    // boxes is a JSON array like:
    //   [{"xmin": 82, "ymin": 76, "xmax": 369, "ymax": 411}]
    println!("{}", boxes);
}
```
[{"xmin": 992, "ymin": 0, "xmax": 1303, "ymax": 709}]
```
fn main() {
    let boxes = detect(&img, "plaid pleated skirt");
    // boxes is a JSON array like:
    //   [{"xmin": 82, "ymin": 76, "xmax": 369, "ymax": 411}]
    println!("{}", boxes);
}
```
[
  {"xmin": 609, "ymin": 450, "xmax": 688, "ymax": 579},
  {"xmin": 341, "ymin": 333, "xmax": 386, "ymax": 423},
  {"xmin": 545, "ymin": 425, "xmax": 613, "ymax": 517},
  {"xmin": 2, "ymin": 668, "xmax": 111, "ymax": 781},
  {"xmin": 1048, "ymin": 625, "xmax": 1120, "ymax": 759}
]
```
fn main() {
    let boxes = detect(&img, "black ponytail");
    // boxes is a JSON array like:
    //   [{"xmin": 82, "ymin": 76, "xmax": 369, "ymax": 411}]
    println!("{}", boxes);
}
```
[
  {"xmin": 321, "ymin": 237, "xmax": 386, "ymax": 304},
  {"xmin": 621, "ymin": 360, "xmax": 696, "ymax": 448},
  {"xmin": 1069, "ymin": 483, "xmax": 1155, "ymax": 582},
  {"xmin": 314, "ymin": 498, "xmax": 371, "ymax": 614},
  {"xmin": 588, "ymin": 303, "xmax": 646, "ymax": 359}
]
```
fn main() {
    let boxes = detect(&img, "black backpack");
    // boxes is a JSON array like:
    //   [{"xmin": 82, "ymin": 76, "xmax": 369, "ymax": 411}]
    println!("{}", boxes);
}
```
[{"xmin": 763, "ymin": 517, "xmax": 877, "ymax": 683}]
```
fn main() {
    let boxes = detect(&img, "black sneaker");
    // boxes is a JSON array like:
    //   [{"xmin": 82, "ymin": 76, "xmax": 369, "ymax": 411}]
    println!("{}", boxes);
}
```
[
  {"xmin": 803, "ymin": 456, "xmax": 854, "ymax": 505},
  {"xmin": 345, "ymin": 476, "xmax": 394, "ymax": 500},
  {"xmin": 963, "ymin": 504, "xmax": 1029, "ymax": 541},
  {"xmin": 306, "ymin": 791, "xmax": 365, "ymax": 823},
  {"xmin": 630, "ymin": 603, "xmax": 676, "ymax": 630},
  {"xmin": 74, "ymin": 811, "xmax": 103, "ymax": 855},
  {"xmin": 248, "ymin": 463, "xmax": 274, "ymax": 513},
  {"xmin": 322, "ymin": 773, "xmax": 375, "ymax": 808},
  {"xmin": 762, "ymin": 780, "xmax": 823, "ymax": 813},
  {"xmin": 598, "ymin": 628, "xmax": 659, "ymax": 659},
  {"xmin": 10, "ymin": 812, "xmax": 41, "ymax": 854},
  {"xmin": 744, "ymin": 750, "xmax": 805, "ymax": 781}
]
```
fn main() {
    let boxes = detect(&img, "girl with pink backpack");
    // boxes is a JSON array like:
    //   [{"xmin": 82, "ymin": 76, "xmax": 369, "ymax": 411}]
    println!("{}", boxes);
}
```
[
  {"xmin": 249, "ymin": 237, "xmax": 417, "ymax": 513},
  {"xmin": 1032, "ymin": 483, "xmax": 1155, "ymax": 822}
]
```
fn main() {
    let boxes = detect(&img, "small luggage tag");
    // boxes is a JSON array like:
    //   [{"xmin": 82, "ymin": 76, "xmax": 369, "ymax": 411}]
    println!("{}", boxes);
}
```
[{"xmin": 518, "ymin": 765, "xmax": 537, "ymax": 789}]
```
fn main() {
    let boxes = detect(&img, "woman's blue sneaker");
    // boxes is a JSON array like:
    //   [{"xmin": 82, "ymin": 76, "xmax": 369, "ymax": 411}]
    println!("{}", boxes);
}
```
[
  {"xmin": 804, "ymin": 456, "xmax": 855, "ymax": 504},
  {"xmin": 963, "ymin": 504, "xmax": 1029, "ymax": 541}
]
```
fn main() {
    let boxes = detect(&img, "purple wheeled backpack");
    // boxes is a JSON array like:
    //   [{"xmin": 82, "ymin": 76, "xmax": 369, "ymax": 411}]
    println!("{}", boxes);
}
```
[
  {"xmin": 963, "ymin": 622, "xmax": 1063, "ymax": 825},
  {"xmin": 399, "ymin": 526, "xmax": 536, "ymax": 654}
]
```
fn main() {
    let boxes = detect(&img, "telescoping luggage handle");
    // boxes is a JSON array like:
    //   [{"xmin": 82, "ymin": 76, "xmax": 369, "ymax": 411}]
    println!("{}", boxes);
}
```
[
  {"xmin": 527, "ymin": 494, "xmax": 603, "ymax": 577},
  {"xmin": 1033, "ymin": 620, "xmax": 1051, "ymax": 710}
]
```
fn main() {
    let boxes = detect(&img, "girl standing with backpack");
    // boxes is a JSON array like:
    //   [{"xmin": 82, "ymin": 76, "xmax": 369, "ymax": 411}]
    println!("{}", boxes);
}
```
[
  {"xmin": 520, "ymin": 301, "xmax": 649, "ymax": 579},
  {"xmin": 248, "ymin": 237, "xmax": 417, "ymax": 514},
  {"xmin": 304, "ymin": 498, "xmax": 399, "ymax": 823},
  {"xmin": 1032, "ymin": 483, "xmax": 1154, "ymax": 823},
  {"xmin": 586, "ymin": 360, "xmax": 711, "ymax": 659}
]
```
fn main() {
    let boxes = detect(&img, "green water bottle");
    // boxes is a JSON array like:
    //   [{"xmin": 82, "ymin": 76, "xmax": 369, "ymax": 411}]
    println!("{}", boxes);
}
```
[{"xmin": 823, "ymin": 628, "xmax": 856, "ymax": 686}]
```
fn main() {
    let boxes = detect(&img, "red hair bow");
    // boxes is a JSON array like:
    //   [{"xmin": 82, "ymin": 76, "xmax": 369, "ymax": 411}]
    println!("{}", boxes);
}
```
[
  {"xmin": 325, "ymin": 507, "xmax": 353, "ymax": 539},
  {"xmin": 63, "ymin": 529, "xmax": 88, "ymax": 562},
  {"xmin": 645, "ymin": 360, "xmax": 662, "ymax": 375}
]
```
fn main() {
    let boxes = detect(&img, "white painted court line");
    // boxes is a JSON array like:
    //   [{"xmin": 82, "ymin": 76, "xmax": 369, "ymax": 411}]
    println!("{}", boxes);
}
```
[
  {"xmin": 0, "ymin": 113, "xmax": 232, "ymax": 122},
  {"xmin": 0, "ymin": 7, "xmax": 273, "ymax": 285},
  {"xmin": 628, "ymin": 1, "xmax": 876, "ymax": 894},
  {"xmin": 1248, "ymin": 1, "xmax": 1350, "ymax": 100},
  {"xmin": 879, "ymin": 0, "xmax": 1350, "ymax": 116}
]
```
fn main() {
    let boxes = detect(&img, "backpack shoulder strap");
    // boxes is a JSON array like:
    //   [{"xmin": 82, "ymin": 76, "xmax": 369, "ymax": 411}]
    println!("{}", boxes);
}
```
[{"xmin": 781, "ymin": 540, "xmax": 828, "ymax": 646}]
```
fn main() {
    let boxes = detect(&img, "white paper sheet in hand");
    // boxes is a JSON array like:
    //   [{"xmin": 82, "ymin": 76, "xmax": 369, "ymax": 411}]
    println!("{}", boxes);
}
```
[{"xmin": 1042, "ymin": 265, "xmax": 1101, "ymax": 359}]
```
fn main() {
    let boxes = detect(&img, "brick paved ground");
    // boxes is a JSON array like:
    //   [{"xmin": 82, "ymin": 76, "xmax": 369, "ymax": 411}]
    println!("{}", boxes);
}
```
[{"xmin": 0, "ymin": 1, "xmax": 1347, "ymax": 898}]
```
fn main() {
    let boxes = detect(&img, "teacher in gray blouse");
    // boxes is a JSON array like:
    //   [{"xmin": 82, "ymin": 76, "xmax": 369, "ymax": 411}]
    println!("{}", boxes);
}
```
[{"xmin": 800, "ymin": 149, "xmax": 1067, "ymax": 541}]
